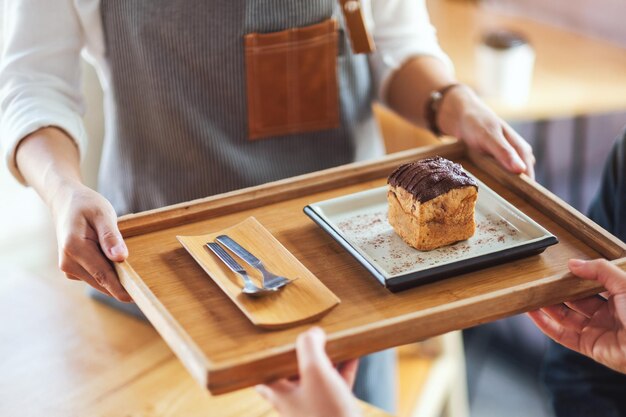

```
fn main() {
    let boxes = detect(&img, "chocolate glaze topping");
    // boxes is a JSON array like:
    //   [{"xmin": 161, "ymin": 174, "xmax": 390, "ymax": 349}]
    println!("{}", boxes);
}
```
[{"xmin": 388, "ymin": 156, "xmax": 477, "ymax": 203}]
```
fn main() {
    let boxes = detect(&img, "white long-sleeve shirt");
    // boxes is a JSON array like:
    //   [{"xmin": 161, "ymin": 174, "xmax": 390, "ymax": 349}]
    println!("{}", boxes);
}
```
[{"xmin": 0, "ymin": 0, "xmax": 452, "ymax": 185}]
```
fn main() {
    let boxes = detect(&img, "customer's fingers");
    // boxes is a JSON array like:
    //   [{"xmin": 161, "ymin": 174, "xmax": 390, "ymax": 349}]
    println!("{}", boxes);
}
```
[
  {"xmin": 541, "ymin": 304, "xmax": 588, "ymax": 332},
  {"xmin": 72, "ymin": 241, "xmax": 131, "ymax": 302},
  {"xmin": 264, "ymin": 379, "xmax": 296, "ymax": 393},
  {"xmin": 565, "ymin": 295, "xmax": 606, "ymax": 319},
  {"xmin": 255, "ymin": 384, "xmax": 277, "ymax": 404},
  {"xmin": 255, "ymin": 378, "xmax": 297, "ymax": 410},
  {"xmin": 503, "ymin": 124, "xmax": 535, "ymax": 179},
  {"xmin": 296, "ymin": 327, "xmax": 334, "ymax": 382},
  {"xmin": 569, "ymin": 259, "xmax": 626, "ymax": 294},
  {"xmin": 337, "ymin": 358, "xmax": 359, "ymax": 388},
  {"xmin": 528, "ymin": 310, "xmax": 581, "ymax": 351}
]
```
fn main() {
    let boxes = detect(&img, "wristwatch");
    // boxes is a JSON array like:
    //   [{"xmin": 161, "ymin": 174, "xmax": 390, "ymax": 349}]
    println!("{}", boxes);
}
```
[{"xmin": 425, "ymin": 83, "xmax": 461, "ymax": 136}]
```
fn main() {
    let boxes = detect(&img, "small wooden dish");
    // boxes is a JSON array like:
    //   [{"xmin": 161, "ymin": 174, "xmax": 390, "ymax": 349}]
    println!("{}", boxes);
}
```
[{"xmin": 177, "ymin": 217, "xmax": 340, "ymax": 329}]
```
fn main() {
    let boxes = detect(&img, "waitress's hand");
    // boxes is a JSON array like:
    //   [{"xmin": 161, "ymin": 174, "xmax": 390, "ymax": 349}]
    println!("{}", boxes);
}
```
[
  {"xmin": 438, "ymin": 85, "xmax": 536, "ymax": 179},
  {"xmin": 15, "ymin": 127, "xmax": 130, "ymax": 302},
  {"xmin": 528, "ymin": 259, "xmax": 626, "ymax": 374},
  {"xmin": 256, "ymin": 327, "xmax": 362, "ymax": 417},
  {"xmin": 51, "ymin": 181, "xmax": 131, "ymax": 301}
]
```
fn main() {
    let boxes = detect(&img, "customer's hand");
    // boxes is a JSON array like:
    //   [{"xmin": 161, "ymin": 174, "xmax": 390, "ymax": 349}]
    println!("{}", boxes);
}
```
[
  {"xmin": 438, "ymin": 85, "xmax": 535, "ymax": 179},
  {"xmin": 51, "ymin": 181, "xmax": 131, "ymax": 301},
  {"xmin": 529, "ymin": 259, "xmax": 626, "ymax": 374},
  {"xmin": 256, "ymin": 327, "xmax": 361, "ymax": 417}
]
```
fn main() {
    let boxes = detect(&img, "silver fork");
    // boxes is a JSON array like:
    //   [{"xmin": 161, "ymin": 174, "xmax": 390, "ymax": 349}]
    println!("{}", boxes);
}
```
[
  {"xmin": 206, "ymin": 242, "xmax": 277, "ymax": 297},
  {"xmin": 216, "ymin": 235, "xmax": 294, "ymax": 290}
]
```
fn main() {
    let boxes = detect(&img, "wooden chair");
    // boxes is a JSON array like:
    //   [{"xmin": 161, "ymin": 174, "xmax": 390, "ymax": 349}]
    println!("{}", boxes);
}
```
[
  {"xmin": 397, "ymin": 334, "xmax": 470, "ymax": 417},
  {"xmin": 372, "ymin": 103, "xmax": 441, "ymax": 154}
]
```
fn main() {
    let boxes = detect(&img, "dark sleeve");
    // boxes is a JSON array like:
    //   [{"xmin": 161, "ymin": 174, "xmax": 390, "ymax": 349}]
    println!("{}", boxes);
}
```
[{"xmin": 587, "ymin": 130, "xmax": 626, "ymax": 242}]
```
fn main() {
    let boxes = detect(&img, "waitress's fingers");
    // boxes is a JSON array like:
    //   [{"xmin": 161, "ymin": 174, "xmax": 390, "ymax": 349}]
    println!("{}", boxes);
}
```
[
  {"xmin": 64, "ymin": 273, "xmax": 80, "ymax": 281},
  {"xmin": 480, "ymin": 125, "xmax": 527, "ymax": 174},
  {"xmin": 70, "ymin": 241, "xmax": 132, "ymax": 302},
  {"xmin": 60, "ymin": 258, "xmax": 112, "ymax": 296},
  {"xmin": 91, "ymin": 207, "xmax": 128, "ymax": 263},
  {"xmin": 503, "ymin": 123, "xmax": 535, "ymax": 179}
]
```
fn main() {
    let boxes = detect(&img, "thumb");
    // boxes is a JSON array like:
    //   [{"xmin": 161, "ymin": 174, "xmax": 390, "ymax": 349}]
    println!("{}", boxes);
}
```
[
  {"xmin": 296, "ymin": 327, "xmax": 334, "ymax": 383},
  {"xmin": 93, "ymin": 211, "xmax": 127, "ymax": 262},
  {"xmin": 569, "ymin": 259, "xmax": 626, "ymax": 295}
]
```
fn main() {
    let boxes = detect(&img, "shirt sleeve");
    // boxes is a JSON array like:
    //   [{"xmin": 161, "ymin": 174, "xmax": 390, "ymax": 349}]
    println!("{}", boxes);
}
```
[
  {"xmin": 365, "ymin": 0, "xmax": 455, "ymax": 103},
  {"xmin": 0, "ymin": 0, "xmax": 87, "ymax": 185}
]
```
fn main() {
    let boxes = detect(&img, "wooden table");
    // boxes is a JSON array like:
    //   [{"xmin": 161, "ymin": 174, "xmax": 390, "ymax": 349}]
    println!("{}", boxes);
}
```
[{"xmin": 0, "ymin": 266, "xmax": 391, "ymax": 417}]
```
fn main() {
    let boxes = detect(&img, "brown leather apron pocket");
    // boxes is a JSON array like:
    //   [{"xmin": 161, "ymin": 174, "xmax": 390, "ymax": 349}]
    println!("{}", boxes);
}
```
[{"xmin": 244, "ymin": 19, "xmax": 340, "ymax": 140}]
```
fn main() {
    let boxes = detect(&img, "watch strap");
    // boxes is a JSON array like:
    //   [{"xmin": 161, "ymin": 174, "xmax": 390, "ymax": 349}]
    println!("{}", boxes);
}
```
[{"xmin": 425, "ymin": 83, "xmax": 461, "ymax": 136}]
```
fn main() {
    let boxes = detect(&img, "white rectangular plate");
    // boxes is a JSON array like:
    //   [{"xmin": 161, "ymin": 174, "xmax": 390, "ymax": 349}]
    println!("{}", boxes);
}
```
[{"xmin": 304, "ymin": 175, "xmax": 558, "ymax": 291}]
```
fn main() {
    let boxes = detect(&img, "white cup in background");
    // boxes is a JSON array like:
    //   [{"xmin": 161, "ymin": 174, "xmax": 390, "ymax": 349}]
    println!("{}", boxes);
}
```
[{"xmin": 476, "ymin": 30, "xmax": 535, "ymax": 106}]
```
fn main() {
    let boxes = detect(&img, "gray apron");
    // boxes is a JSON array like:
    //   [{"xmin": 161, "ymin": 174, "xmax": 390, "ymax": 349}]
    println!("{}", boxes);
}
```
[{"xmin": 99, "ymin": 0, "xmax": 382, "ymax": 215}]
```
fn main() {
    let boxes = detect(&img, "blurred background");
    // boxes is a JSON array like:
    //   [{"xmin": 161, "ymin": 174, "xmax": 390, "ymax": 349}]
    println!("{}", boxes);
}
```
[{"xmin": 1, "ymin": 0, "xmax": 626, "ymax": 416}]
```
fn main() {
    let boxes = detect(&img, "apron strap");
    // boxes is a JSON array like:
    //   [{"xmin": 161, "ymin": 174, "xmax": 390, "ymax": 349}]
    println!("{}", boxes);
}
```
[{"xmin": 338, "ymin": 0, "xmax": 375, "ymax": 54}]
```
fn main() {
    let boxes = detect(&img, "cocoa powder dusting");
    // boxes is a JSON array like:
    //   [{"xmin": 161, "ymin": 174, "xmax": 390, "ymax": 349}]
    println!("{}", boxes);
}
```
[{"xmin": 335, "ymin": 210, "xmax": 523, "ymax": 277}]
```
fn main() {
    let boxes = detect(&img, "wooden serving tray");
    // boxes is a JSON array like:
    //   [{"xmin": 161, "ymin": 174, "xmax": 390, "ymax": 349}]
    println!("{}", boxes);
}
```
[
  {"xmin": 176, "ymin": 216, "xmax": 340, "ymax": 329},
  {"xmin": 115, "ymin": 142, "xmax": 626, "ymax": 395}
]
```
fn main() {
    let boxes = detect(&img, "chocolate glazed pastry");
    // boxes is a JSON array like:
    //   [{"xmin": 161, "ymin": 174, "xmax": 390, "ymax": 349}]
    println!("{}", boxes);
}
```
[{"xmin": 387, "ymin": 157, "xmax": 478, "ymax": 251}]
